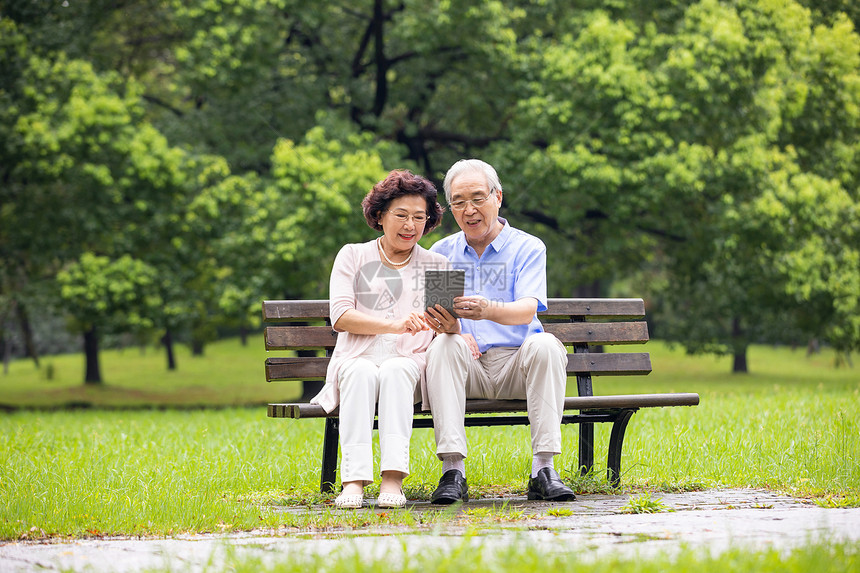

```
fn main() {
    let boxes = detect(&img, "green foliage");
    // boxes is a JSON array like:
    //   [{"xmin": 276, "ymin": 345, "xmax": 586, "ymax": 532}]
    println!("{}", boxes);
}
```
[
  {"xmin": 57, "ymin": 253, "xmax": 161, "ymax": 334},
  {"xmin": 1, "ymin": 31, "xmax": 185, "ymax": 354},
  {"xmin": 3, "ymin": 1, "xmax": 859, "ymax": 370},
  {"xmin": 229, "ymin": 120, "xmax": 397, "ymax": 301},
  {"xmin": 494, "ymin": 0, "xmax": 860, "ymax": 363},
  {"xmin": 0, "ymin": 20, "xmax": 252, "ymax": 373}
]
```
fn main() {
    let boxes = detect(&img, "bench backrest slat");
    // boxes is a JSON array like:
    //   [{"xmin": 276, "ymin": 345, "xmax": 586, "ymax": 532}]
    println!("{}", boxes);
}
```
[
  {"xmin": 265, "ymin": 352, "xmax": 651, "ymax": 381},
  {"xmin": 540, "ymin": 321, "xmax": 649, "ymax": 345},
  {"xmin": 538, "ymin": 298, "xmax": 645, "ymax": 319},
  {"xmin": 263, "ymin": 300, "xmax": 329, "ymax": 322},
  {"xmin": 266, "ymin": 357, "xmax": 330, "ymax": 381},
  {"xmin": 262, "ymin": 298, "xmax": 646, "ymax": 323},
  {"xmin": 264, "ymin": 321, "xmax": 649, "ymax": 351},
  {"xmin": 265, "ymin": 326, "xmax": 338, "ymax": 350}
]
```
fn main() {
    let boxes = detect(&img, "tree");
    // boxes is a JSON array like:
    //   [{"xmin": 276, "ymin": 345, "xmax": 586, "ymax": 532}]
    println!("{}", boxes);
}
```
[
  {"xmin": 4, "ymin": 1, "xmax": 858, "ymax": 376},
  {"xmin": 0, "ymin": 20, "xmax": 223, "ymax": 381},
  {"xmin": 221, "ymin": 119, "xmax": 400, "ymax": 399},
  {"xmin": 491, "ymin": 10, "xmax": 669, "ymax": 297},
  {"xmin": 57, "ymin": 254, "xmax": 161, "ymax": 383},
  {"xmin": 138, "ymin": 0, "xmax": 556, "ymax": 177},
  {"xmin": 647, "ymin": 1, "xmax": 859, "ymax": 369},
  {"xmin": 489, "ymin": 1, "xmax": 860, "ymax": 370}
]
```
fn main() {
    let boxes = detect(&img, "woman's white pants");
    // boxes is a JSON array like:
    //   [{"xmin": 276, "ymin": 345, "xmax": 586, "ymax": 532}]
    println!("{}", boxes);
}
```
[{"xmin": 337, "ymin": 356, "xmax": 419, "ymax": 483}]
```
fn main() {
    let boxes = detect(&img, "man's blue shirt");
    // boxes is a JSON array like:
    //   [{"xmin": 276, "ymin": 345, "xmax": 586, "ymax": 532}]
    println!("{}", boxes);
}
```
[{"xmin": 430, "ymin": 217, "xmax": 547, "ymax": 353}]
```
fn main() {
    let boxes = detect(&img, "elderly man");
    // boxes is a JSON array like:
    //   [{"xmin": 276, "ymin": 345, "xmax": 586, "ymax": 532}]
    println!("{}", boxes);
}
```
[{"xmin": 423, "ymin": 158, "xmax": 575, "ymax": 504}]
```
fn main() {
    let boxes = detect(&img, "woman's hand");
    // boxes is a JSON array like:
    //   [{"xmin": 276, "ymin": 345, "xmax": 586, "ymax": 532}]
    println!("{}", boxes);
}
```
[
  {"xmin": 460, "ymin": 333, "xmax": 481, "ymax": 359},
  {"xmin": 425, "ymin": 305, "xmax": 460, "ymax": 335},
  {"xmin": 392, "ymin": 311, "xmax": 429, "ymax": 335}
]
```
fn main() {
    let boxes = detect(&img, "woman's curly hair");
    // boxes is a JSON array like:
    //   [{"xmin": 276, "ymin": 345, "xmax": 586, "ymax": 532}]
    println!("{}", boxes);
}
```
[{"xmin": 362, "ymin": 170, "xmax": 444, "ymax": 236}]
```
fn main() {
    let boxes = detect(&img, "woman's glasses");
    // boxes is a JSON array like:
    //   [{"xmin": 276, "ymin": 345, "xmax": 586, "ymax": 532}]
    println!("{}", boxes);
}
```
[{"xmin": 386, "ymin": 210, "xmax": 428, "ymax": 224}]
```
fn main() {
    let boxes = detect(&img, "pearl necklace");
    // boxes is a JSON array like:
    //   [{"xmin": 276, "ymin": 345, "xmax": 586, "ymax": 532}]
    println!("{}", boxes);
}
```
[{"xmin": 377, "ymin": 237, "xmax": 414, "ymax": 267}]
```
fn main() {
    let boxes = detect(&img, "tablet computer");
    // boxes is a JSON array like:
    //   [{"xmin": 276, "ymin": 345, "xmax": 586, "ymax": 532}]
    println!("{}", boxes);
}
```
[{"xmin": 424, "ymin": 269, "xmax": 465, "ymax": 318}]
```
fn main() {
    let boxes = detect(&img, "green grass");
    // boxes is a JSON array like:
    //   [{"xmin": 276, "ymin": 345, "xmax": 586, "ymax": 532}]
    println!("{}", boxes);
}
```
[
  {"xmin": 602, "ymin": 339, "xmax": 856, "ymax": 395},
  {"xmin": 1, "ymin": 335, "xmax": 852, "ymax": 408},
  {"xmin": 619, "ymin": 492, "xmax": 673, "ymax": 514},
  {"xmin": 0, "ymin": 339, "xmax": 858, "ymax": 541},
  {"xmin": 168, "ymin": 541, "xmax": 860, "ymax": 573},
  {"xmin": 0, "ymin": 334, "xmax": 304, "ymax": 408}
]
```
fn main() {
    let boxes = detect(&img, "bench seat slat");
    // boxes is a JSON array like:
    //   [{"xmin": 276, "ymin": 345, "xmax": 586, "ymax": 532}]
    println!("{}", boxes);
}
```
[
  {"xmin": 262, "ymin": 298, "xmax": 646, "ymax": 323},
  {"xmin": 265, "ymin": 352, "xmax": 652, "ymax": 381},
  {"xmin": 268, "ymin": 393, "xmax": 700, "ymax": 419}
]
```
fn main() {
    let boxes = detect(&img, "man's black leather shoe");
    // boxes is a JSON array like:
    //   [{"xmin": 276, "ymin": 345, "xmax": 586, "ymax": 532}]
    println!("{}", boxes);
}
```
[
  {"xmin": 431, "ymin": 469, "xmax": 469, "ymax": 504},
  {"xmin": 527, "ymin": 467, "xmax": 576, "ymax": 501}
]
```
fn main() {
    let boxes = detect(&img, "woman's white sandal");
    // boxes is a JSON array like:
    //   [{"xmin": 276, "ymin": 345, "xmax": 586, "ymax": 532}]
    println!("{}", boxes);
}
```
[
  {"xmin": 377, "ymin": 491, "xmax": 407, "ymax": 509},
  {"xmin": 335, "ymin": 493, "xmax": 364, "ymax": 509}
]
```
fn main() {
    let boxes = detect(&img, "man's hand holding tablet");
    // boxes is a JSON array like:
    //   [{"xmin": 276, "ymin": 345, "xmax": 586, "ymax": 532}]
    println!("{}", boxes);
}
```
[{"xmin": 424, "ymin": 269, "xmax": 463, "ymax": 334}]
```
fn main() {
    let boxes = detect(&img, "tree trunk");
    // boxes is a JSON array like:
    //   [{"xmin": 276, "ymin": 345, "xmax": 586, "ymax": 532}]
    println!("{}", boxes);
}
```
[
  {"xmin": 162, "ymin": 329, "xmax": 177, "ymax": 371},
  {"xmin": 191, "ymin": 338, "xmax": 204, "ymax": 356},
  {"xmin": 732, "ymin": 350, "xmax": 748, "ymax": 373},
  {"xmin": 1, "ymin": 329, "xmax": 9, "ymax": 376},
  {"xmin": 239, "ymin": 325, "xmax": 248, "ymax": 346},
  {"xmin": 300, "ymin": 379, "xmax": 324, "ymax": 402},
  {"xmin": 731, "ymin": 316, "xmax": 748, "ymax": 373},
  {"xmin": 84, "ymin": 326, "xmax": 103, "ymax": 384},
  {"xmin": 298, "ymin": 348, "xmax": 323, "ymax": 401},
  {"xmin": 573, "ymin": 279, "xmax": 603, "ymax": 298},
  {"xmin": 16, "ymin": 301, "xmax": 40, "ymax": 368}
]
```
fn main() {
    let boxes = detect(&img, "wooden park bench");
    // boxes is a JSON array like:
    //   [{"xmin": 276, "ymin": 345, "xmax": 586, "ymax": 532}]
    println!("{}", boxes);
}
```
[{"xmin": 263, "ymin": 298, "xmax": 699, "ymax": 493}]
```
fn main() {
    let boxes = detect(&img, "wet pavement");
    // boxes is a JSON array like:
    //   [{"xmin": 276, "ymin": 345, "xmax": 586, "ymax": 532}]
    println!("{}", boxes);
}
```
[{"xmin": 2, "ymin": 489, "xmax": 859, "ymax": 572}]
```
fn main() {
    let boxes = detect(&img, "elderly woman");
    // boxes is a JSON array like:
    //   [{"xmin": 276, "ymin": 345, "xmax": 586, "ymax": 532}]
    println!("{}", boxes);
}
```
[{"xmin": 311, "ymin": 169, "xmax": 448, "ymax": 509}]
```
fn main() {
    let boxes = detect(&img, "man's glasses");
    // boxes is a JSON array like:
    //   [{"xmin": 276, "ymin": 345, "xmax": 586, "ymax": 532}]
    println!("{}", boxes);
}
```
[
  {"xmin": 386, "ymin": 210, "xmax": 428, "ymax": 224},
  {"xmin": 449, "ymin": 188, "xmax": 496, "ymax": 211}
]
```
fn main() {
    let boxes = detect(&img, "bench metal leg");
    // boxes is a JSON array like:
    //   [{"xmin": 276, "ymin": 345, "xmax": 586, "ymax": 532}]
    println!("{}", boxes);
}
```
[
  {"xmin": 321, "ymin": 418, "xmax": 339, "ymax": 493},
  {"xmin": 578, "ymin": 423, "xmax": 594, "ymax": 476},
  {"xmin": 606, "ymin": 409, "xmax": 635, "ymax": 487}
]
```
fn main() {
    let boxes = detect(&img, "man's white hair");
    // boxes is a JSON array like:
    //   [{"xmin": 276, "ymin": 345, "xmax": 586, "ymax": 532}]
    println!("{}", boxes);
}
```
[{"xmin": 442, "ymin": 159, "xmax": 503, "ymax": 202}]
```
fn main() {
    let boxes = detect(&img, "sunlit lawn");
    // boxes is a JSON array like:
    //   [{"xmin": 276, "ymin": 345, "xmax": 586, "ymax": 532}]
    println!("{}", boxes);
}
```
[
  {"xmin": 1, "ymin": 334, "xmax": 853, "ymax": 406},
  {"xmin": 0, "ymin": 338, "xmax": 857, "ymax": 542},
  {"xmin": 0, "ymin": 334, "xmax": 304, "ymax": 408}
]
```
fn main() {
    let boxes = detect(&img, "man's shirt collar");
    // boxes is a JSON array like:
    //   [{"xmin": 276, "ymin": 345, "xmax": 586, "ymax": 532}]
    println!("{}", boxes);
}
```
[{"xmin": 458, "ymin": 217, "xmax": 511, "ymax": 257}]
